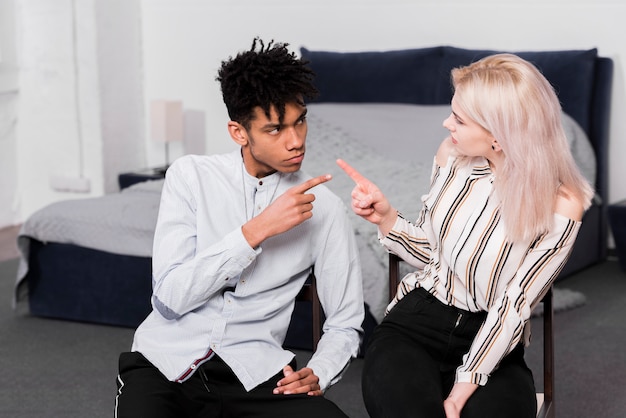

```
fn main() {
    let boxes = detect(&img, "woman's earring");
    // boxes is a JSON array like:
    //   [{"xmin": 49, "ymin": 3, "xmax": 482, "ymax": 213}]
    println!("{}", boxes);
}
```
[{"xmin": 491, "ymin": 145, "xmax": 495, "ymax": 151}]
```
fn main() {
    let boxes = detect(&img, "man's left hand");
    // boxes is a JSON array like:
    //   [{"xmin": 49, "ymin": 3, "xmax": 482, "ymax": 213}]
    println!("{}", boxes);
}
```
[{"xmin": 273, "ymin": 365, "xmax": 323, "ymax": 396}]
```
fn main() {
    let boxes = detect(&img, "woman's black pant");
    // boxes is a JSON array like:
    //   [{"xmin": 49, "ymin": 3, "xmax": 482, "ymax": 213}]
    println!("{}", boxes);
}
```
[{"xmin": 362, "ymin": 287, "xmax": 537, "ymax": 418}]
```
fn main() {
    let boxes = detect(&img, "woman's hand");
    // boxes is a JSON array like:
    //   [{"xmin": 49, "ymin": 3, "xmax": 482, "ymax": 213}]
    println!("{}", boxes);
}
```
[
  {"xmin": 443, "ymin": 398, "xmax": 462, "ymax": 418},
  {"xmin": 336, "ymin": 159, "xmax": 397, "ymax": 236},
  {"xmin": 443, "ymin": 382, "xmax": 478, "ymax": 418}
]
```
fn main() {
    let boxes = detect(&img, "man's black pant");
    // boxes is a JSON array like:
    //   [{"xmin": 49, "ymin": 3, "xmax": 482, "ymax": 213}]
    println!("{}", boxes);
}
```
[{"xmin": 115, "ymin": 352, "xmax": 348, "ymax": 418}]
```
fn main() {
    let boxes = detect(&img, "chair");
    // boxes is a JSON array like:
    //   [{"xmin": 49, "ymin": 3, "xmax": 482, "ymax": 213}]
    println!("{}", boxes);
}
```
[
  {"xmin": 296, "ymin": 270, "xmax": 323, "ymax": 351},
  {"xmin": 536, "ymin": 286, "xmax": 554, "ymax": 418},
  {"xmin": 388, "ymin": 253, "xmax": 554, "ymax": 418}
]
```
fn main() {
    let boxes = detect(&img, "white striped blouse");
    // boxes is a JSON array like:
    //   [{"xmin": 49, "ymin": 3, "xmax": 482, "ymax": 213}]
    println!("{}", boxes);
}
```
[{"xmin": 381, "ymin": 155, "xmax": 581, "ymax": 386}]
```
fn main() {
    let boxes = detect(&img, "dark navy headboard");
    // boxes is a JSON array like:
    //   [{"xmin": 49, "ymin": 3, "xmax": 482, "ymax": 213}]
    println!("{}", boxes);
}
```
[{"xmin": 301, "ymin": 45, "xmax": 614, "ymax": 273}]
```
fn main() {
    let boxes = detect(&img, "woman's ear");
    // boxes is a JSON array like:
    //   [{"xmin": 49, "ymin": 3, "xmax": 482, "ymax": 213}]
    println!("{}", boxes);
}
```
[
  {"xmin": 491, "ymin": 139, "xmax": 501, "ymax": 152},
  {"xmin": 228, "ymin": 121, "xmax": 248, "ymax": 146}
]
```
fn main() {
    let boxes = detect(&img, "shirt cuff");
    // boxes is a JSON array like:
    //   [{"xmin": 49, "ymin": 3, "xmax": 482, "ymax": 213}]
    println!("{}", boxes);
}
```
[
  {"xmin": 455, "ymin": 370, "xmax": 489, "ymax": 386},
  {"xmin": 226, "ymin": 226, "xmax": 261, "ymax": 264},
  {"xmin": 195, "ymin": 227, "xmax": 260, "ymax": 284},
  {"xmin": 307, "ymin": 358, "xmax": 349, "ymax": 392},
  {"xmin": 377, "ymin": 213, "xmax": 404, "ymax": 243}
]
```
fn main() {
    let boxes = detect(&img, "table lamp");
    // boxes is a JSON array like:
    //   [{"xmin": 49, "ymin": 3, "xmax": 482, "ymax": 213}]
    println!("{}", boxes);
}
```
[{"xmin": 151, "ymin": 99, "xmax": 183, "ymax": 170}]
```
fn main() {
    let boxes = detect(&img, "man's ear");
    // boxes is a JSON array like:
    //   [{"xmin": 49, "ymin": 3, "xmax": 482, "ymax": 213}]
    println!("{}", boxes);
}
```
[{"xmin": 228, "ymin": 121, "xmax": 247, "ymax": 146}]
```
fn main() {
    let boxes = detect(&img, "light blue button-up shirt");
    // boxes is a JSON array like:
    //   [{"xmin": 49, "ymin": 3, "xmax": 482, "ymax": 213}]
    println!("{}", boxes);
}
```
[{"xmin": 131, "ymin": 151, "xmax": 364, "ymax": 391}]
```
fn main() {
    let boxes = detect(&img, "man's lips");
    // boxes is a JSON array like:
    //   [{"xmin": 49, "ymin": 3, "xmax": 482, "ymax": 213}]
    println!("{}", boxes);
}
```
[{"xmin": 287, "ymin": 154, "xmax": 304, "ymax": 164}]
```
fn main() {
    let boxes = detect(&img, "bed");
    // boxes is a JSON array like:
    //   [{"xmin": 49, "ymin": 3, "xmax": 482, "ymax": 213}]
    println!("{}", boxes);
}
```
[{"xmin": 14, "ymin": 46, "xmax": 613, "ymax": 352}]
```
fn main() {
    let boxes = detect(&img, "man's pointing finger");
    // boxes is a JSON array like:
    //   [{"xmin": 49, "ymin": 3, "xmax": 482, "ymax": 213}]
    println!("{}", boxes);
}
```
[{"xmin": 293, "ymin": 174, "xmax": 332, "ymax": 194}]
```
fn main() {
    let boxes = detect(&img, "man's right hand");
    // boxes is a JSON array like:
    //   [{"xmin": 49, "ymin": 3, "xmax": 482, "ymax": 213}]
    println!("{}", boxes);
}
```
[{"xmin": 242, "ymin": 174, "xmax": 332, "ymax": 248}]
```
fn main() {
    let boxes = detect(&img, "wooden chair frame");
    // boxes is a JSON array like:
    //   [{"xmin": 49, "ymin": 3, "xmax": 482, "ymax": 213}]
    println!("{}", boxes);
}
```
[
  {"xmin": 296, "ymin": 271, "xmax": 323, "ymax": 351},
  {"xmin": 537, "ymin": 286, "xmax": 555, "ymax": 418}
]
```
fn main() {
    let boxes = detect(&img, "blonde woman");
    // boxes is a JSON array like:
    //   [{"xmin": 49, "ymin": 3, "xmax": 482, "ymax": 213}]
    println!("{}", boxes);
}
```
[{"xmin": 339, "ymin": 53, "xmax": 593, "ymax": 418}]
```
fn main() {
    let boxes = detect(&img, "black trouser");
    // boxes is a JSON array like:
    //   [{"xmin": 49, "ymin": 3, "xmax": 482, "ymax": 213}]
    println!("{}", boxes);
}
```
[
  {"xmin": 115, "ymin": 352, "xmax": 348, "ymax": 418},
  {"xmin": 362, "ymin": 287, "xmax": 537, "ymax": 418}
]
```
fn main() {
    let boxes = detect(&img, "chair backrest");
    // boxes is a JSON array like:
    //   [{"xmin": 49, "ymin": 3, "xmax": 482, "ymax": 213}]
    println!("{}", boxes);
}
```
[{"xmin": 387, "ymin": 253, "xmax": 554, "ymax": 418}]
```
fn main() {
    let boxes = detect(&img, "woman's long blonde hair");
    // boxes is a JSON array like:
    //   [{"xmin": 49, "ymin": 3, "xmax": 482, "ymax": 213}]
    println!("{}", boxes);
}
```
[{"xmin": 451, "ymin": 53, "xmax": 594, "ymax": 241}]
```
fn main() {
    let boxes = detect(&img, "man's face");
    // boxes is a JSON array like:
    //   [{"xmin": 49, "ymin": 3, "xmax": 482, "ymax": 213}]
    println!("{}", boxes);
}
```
[{"xmin": 240, "ymin": 102, "xmax": 308, "ymax": 178}]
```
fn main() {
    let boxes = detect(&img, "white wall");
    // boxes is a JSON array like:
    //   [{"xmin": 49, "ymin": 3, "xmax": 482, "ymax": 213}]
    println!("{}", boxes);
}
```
[
  {"xmin": 5, "ymin": 0, "xmax": 144, "ymax": 228},
  {"xmin": 2, "ymin": 0, "xmax": 626, "ymax": 229},
  {"xmin": 140, "ymin": 0, "xmax": 626, "ymax": 205},
  {"xmin": 15, "ymin": 0, "xmax": 105, "ymax": 219},
  {"xmin": 94, "ymin": 0, "xmax": 145, "ymax": 193},
  {"xmin": 0, "ymin": 0, "xmax": 19, "ymax": 227}
]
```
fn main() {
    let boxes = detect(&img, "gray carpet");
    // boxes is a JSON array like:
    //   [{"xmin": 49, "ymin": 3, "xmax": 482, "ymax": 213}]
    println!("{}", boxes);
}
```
[
  {"xmin": 1, "ymin": 257, "xmax": 626, "ymax": 417},
  {"xmin": 530, "ymin": 287, "xmax": 586, "ymax": 317}
]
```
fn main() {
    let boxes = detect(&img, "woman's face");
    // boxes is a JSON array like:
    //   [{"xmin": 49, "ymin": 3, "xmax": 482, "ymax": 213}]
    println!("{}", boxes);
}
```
[{"xmin": 443, "ymin": 95, "xmax": 495, "ymax": 158}]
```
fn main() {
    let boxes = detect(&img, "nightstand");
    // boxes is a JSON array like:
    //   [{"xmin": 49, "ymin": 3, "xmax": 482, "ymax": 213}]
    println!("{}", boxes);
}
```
[{"xmin": 118, "ymin": 166, "xmax": 167, "ymax": 190}]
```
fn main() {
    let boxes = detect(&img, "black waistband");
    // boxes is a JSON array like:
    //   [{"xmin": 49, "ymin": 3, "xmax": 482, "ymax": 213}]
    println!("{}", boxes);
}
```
[{"xmin": 414, "ymin": 286, "xmax": 487, "ymax": 323}]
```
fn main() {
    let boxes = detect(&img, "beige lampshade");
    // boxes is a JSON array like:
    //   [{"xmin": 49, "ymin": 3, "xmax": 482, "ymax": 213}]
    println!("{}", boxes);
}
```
[{"xmin": 151, "ymin": 100, "xmax": 183, "ymax": 143}]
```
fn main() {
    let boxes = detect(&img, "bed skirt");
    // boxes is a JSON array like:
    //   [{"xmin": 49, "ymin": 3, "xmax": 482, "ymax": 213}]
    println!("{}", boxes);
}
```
[
  {"xmin": 26, "ymin": 240, "xmax": 153, "ymax": 328},
  {"xmin": 23, "ymin": 239, "xmax": 377, "ymax": 354}
]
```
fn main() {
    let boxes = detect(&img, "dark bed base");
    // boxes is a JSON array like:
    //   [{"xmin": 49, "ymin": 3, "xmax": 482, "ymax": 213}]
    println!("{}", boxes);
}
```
[
  {"xmin": 23, "ymin": 210, "xmax": 600, "ymax": 332},
  {"xmin": 25, "ymin": 239, "xmax": 376, "ymax": 353},
  {"xmin": 26, "ymin": 239, "xmax": 153, "ymax": 328}
]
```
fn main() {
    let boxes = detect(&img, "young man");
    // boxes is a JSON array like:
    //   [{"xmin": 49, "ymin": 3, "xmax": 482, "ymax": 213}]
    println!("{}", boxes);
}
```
[{"xmin": 115, "ymin": 38, "xmax": 364, "ymax": 418}]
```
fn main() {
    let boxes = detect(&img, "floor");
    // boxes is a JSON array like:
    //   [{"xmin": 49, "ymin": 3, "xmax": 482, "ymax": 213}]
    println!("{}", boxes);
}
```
[
  {"xmin": 0, "ymin": 224, "xmax": 20, "ymax": 262},
  {"xmin": 3, "ymin": 223, "xmax": 625, "ymax": 416}
]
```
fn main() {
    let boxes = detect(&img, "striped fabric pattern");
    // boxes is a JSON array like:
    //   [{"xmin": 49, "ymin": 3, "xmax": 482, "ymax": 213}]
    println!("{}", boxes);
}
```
[{"xmin": 382, "ymin": 156, "xmax": 580, "ymax": 385}]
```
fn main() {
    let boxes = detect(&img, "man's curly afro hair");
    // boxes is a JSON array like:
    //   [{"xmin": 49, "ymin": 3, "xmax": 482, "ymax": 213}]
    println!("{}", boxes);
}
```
[{"xmin": 216, "ymin": 37, "xmax": 318, "ymax": 129}]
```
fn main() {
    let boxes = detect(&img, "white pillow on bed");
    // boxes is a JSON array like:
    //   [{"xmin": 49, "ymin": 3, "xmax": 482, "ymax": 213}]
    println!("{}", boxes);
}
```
[{"xmin": 304, "ymin": 103, "xmax": 596, "ymax": 322}]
